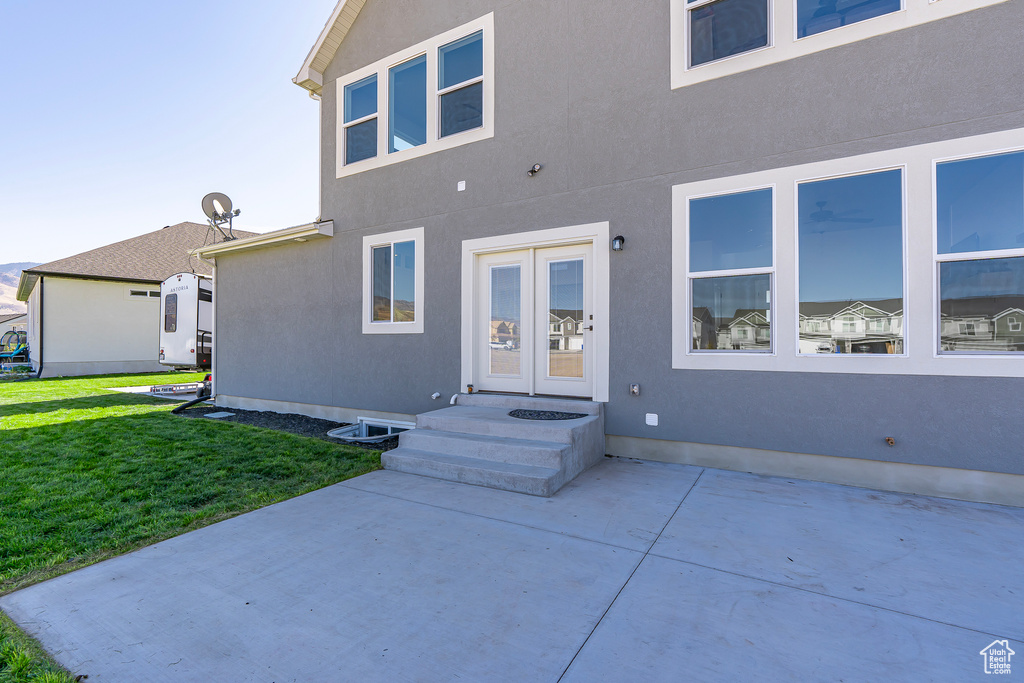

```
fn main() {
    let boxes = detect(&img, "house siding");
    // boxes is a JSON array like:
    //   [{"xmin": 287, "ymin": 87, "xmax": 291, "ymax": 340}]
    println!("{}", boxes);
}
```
[
  {"xmin": 214, "ymin": 0, "xmax": 1024, "ymax": 481},
  {"xmin": 32, "ymin": 277, "xmax": 165, "ymax": 377}
]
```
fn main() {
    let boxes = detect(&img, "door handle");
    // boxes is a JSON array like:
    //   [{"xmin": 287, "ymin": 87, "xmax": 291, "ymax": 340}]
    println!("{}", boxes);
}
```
[{"xmin": 585, "ymin": 325, "xmax": 593, "ymax": 331}]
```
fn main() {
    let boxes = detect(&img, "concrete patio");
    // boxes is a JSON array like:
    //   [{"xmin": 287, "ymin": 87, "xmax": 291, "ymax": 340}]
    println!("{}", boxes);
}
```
[{"xmin": 2, "ymin": 458, "xmax": 1021, "ymax": 681}]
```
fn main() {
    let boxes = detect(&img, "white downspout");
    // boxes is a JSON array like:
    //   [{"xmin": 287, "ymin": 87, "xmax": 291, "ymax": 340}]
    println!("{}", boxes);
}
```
[{"xmin": 310, "ymin": 89, "xmax": 323, "ymax": 222}]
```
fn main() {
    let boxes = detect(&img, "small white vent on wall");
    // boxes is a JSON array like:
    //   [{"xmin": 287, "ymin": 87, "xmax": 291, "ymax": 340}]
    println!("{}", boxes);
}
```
[{"xmin": 645, "ymin": 413, "xmax": 659, "ymax": 427}]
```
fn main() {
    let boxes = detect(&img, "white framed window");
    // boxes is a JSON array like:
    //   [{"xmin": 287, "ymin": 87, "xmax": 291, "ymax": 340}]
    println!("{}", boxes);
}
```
[
  {"xmin": 362, "ymin": 227, "xmax": 425, "ymax": 334},
  {"xmin": 670, "ymin": 0, "xmax": 1007, "ymax": 89},
  {"xmin": 336, "ymin": 14, "xmax": 494, "ymax": 178},
  {"xmin": 797, "ymin": 167, "xmax": 906, "ymax": 356},
  {"xmin": 672, "ymin": 126, "xmax": 1024, "ymax": 377},
  {"xmin": 935, "ymin": 148, "xmax": 1024, "ymax": 355},
  {"xmin": 685, "ymin": 186, "xmax": 775, "ymax": 354},
  {"xmin": 125, "ymin": 287, "xmax": 159, "ymax": 301}
]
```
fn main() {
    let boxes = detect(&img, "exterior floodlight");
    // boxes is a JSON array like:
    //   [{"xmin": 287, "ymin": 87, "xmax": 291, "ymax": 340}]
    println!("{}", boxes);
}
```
[{"xmin": 201, "ymin": 192, "xmax": 240, "ymax": 241}]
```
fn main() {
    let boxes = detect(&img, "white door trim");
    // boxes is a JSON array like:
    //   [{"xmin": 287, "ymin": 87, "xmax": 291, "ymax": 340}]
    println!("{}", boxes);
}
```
[{"xmin": 462, "ymin": 222, "xmax": 610, "ymax": 402}]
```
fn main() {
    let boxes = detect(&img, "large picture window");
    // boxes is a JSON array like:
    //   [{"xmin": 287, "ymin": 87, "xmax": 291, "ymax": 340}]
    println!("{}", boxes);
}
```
[
  {"xmin": 688, "ymin": 187, "xmax": 774, "ymax": 352},
  {"xmin": 336, "ymin": 15, "xmax": 493, "ymax": 178},
  {"xmin": 798, "ymin": 169, "xmax": 905, "ymax": 355},
  {"xmin": 362, "ymin": 227, "xmax": 425, "ymax": 334},
  {"xmin": 936, "ymin": 150, "xmax": 1024, "ymax": 354},
  {"xmin": 672, "ymin": 127, "xmax": 1024, "ymax": 376}
]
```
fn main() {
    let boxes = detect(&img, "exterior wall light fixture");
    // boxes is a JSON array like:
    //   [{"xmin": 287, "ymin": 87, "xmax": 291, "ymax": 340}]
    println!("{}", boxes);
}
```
[
  {"xmin": 527, "ymin": 164, "xmax": 542, "ymax": 176},
  {"xmin": 611, "ymin": 235, "xmax": 625, "ymax": 251}
]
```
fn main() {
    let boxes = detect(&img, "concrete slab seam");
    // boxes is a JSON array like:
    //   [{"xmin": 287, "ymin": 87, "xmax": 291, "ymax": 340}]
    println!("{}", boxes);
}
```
[
  {"xmin": 336, "ymin": 478, "xmax": 653, "ymax": 554},
  {"xmin": 556, "ymin": 468, "xmax": 708, "ymax": 681},
  {"xmin": 642, "ymin": 553, "xmax": 1019, "ymax": 643}
]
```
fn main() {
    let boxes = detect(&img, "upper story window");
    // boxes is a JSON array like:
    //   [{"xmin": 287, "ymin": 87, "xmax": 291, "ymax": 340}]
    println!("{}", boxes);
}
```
[
  {"xmin": 671, "ymin": 0, "xmax": 1007, "ymax": 88},
  {"xmin": 687, "ymin": 0, "xmax": 770, "ymax": 68},
  {"xmin": 936, "ymin": 149, "xmax": 1024, "ymax": 355},
  {"xmin": 336, "ymin": 15, "xmax": 494, "ymax": 179},
  {"xmin": 795, "ymin": 0, "xmax": 900, "ymax": 38},
  {"xmin": 344, "ymin": 75, "xmax": 378, "ymax": 164}
]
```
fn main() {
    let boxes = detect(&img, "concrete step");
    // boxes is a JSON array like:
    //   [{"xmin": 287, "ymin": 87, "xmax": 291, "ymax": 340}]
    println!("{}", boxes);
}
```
[
  {"xmin": 382, "ymin": 448, "xmax": 561, "ymax": 497},
  {"xmin": 416, "ymin": 405, "xmax": 599, "ymax": 444},
  {"xmin": 456, "ymin": 393, "xmax": 601, "ymax": 416},
  {"xmin": 400, "ymin": 429, "xmax": 568, "ymax": 469}
]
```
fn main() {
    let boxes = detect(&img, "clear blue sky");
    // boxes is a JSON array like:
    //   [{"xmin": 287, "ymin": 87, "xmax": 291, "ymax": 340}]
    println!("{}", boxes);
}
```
[{"xmin": 0, "ymin": 0, "xmax": 339, "ymax": 264}]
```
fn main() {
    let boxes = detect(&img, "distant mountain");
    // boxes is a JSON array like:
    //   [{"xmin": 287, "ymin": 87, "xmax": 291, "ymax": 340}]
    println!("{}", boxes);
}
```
[{"xmin": 0, "ymin": 262, "xmax": 40, "ymax": 314}]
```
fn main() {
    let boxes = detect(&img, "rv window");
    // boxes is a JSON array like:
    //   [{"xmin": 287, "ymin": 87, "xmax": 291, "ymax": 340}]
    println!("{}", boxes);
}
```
[
  {"xmin": 164, "ymin": 294, "xmax": 177, "ymax": 333},
  {"xmin": 198, "ymin": 288, "xmax": 212, "ymax": 303}
]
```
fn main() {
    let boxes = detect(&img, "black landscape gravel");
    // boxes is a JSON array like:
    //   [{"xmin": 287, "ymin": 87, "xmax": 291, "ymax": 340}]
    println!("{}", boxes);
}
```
[
  {"xmin": 508, "ymin": 409, "xmax": 587, "ymax": 421},
  {"xmin": 177, "ymin": 404, "xmax": 399, "ymax": 451}
]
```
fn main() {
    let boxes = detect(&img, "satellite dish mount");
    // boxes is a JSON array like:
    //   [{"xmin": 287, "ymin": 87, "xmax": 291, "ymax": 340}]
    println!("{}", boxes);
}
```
[{"xmin": 201, "ymin": 192, "xmax": 240, "ymax": 241}]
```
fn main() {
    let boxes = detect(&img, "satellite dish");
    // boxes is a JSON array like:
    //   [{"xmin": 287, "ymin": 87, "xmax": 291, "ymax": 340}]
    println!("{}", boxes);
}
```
[{"xmin": 202, "ymin": 192, "xmax": 233, "ymax": 220}]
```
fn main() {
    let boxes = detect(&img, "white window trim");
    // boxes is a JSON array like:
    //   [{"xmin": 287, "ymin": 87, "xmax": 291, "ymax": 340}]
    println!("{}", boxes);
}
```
[
  {"xmin": 336, "ymin": 14, "xmax": 494, "ymax": 179},
  {"xmin": 362, "ymin": 226, "xmax": 425, "ymax": 334},
  {"xmin": 670, "ymin": 0, "xmax": 1006, "ymax": 89},
  {"xmin": 684, "ymin": 184, "xmax": 777, "ymax": 356},
  {"xmin": 932, "ymin": 144, "xmax": 1024, "ymax": 357},
  {"xmin": 672, "ymin": 126, "xmax": 1024, "ymax": 377}
]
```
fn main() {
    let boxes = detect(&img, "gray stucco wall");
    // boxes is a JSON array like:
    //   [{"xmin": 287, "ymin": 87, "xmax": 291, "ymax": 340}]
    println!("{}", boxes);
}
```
[{"xmin": 215, "ymin": 0, "xmax": 1024, "ymax": 476}]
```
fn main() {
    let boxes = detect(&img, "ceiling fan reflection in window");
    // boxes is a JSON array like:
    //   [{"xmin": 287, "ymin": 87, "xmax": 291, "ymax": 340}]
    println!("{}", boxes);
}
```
[{"xmin": 806, "ymin": 201, "xmax": 874, "ymax": 234}]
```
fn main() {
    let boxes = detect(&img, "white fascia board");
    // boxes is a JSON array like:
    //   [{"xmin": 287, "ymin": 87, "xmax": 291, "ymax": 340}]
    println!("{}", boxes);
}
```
[
  {"xmin": 294, "ymin": 0, "xmax": 367, "ymax": 95},
  {"xmin": 16, "ymin": 271, "xmax": 39, "ymax": 302},
  {"xmin": 196, "ymin": 221, "xmax": 333, "ymax": 258}
]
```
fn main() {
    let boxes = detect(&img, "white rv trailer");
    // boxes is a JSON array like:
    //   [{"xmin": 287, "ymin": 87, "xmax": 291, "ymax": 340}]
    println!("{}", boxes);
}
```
[{"xmin": 159, "ymin": 272, "xmax": 212, "ymax": 370}]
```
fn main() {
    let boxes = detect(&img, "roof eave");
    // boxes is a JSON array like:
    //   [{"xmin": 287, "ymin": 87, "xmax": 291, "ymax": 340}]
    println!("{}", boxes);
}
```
[
  {"xmin": 197, "ymin": 220, "xmax": 334, "ymax": 258},
  {"xmin": 16, "ymin": 271, "xmax": 39, "ymax": 302},
  {"xmin": 293, "ymin": 0, "xmax": 367, "ymax": 95}
]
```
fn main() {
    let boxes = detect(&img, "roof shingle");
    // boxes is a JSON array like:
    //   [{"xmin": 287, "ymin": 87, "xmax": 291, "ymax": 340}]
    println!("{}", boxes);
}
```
[{"xmin": 26, "ymin": 222, "xmax": 258, "ymax": 283}]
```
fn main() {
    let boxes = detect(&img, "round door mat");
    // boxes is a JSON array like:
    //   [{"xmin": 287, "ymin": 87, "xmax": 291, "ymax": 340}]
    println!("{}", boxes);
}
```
[{"xmin": 508, "ymin": 409, "xmax": 587, "ymax": 421}]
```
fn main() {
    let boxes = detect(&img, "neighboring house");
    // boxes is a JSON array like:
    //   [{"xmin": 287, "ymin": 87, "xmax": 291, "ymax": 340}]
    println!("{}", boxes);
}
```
[
  {"xmin": 198, "ymin": 0, "xmax": 1024, "ymax": 505},
  {"xmin": 0, "ymin": 313, "xmax": 27, "ymax": 337},
  {"xmin": 798, "ymin": 299, "xmax": 904, "ymax": 354},
  {"xmin": 16, "ymin": 222, "xmax": 254, "ymax": 377}
]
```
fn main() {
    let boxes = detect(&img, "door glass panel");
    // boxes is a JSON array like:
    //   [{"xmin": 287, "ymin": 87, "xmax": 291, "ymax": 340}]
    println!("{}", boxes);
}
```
[
  {"xmin": 489, "ymin": 265, "xmax": 521, "ymax": 376},
  {"xmin": 548, "ymin": 259, "xmax": 584, "ymax": 378}
]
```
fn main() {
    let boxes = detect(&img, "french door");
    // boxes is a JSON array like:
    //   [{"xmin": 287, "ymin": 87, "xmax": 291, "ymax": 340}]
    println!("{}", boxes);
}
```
[{"xmin": 474, "ymin": 244, "xmax": 593, "ymax": 397}]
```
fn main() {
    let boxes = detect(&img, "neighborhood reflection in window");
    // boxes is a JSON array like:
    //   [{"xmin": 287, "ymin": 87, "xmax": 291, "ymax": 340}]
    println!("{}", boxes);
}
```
[
  {"xmin": 549, "ymin": 259, "xmax": 584, "ymax": 377},
  {"xmin": 940, "ymin": 257, "xmax": 1024, "ymax": 353},
  {"xmin": 691, "ymin": 274, "xmax": 771, "ymax": 351},
  {"xmin": 798, "ymin": 169, "xmax": 904, "ymax": 354},
  {"xmin": 489, "ymin": 265, "xmax": 521, "ymax": 376}
]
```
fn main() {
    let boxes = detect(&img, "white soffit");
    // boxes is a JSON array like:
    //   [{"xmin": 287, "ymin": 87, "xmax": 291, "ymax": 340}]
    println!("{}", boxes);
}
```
[{"xmin": 294, "ymin": 0, "xmax": 367, "ymax": 95}]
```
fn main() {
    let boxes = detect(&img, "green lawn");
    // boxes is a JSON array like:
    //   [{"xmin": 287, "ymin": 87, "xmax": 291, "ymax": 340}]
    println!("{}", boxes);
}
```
[{"xmin": 0, "ymin": 373, "xmax": 381, "ymax": 681}]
